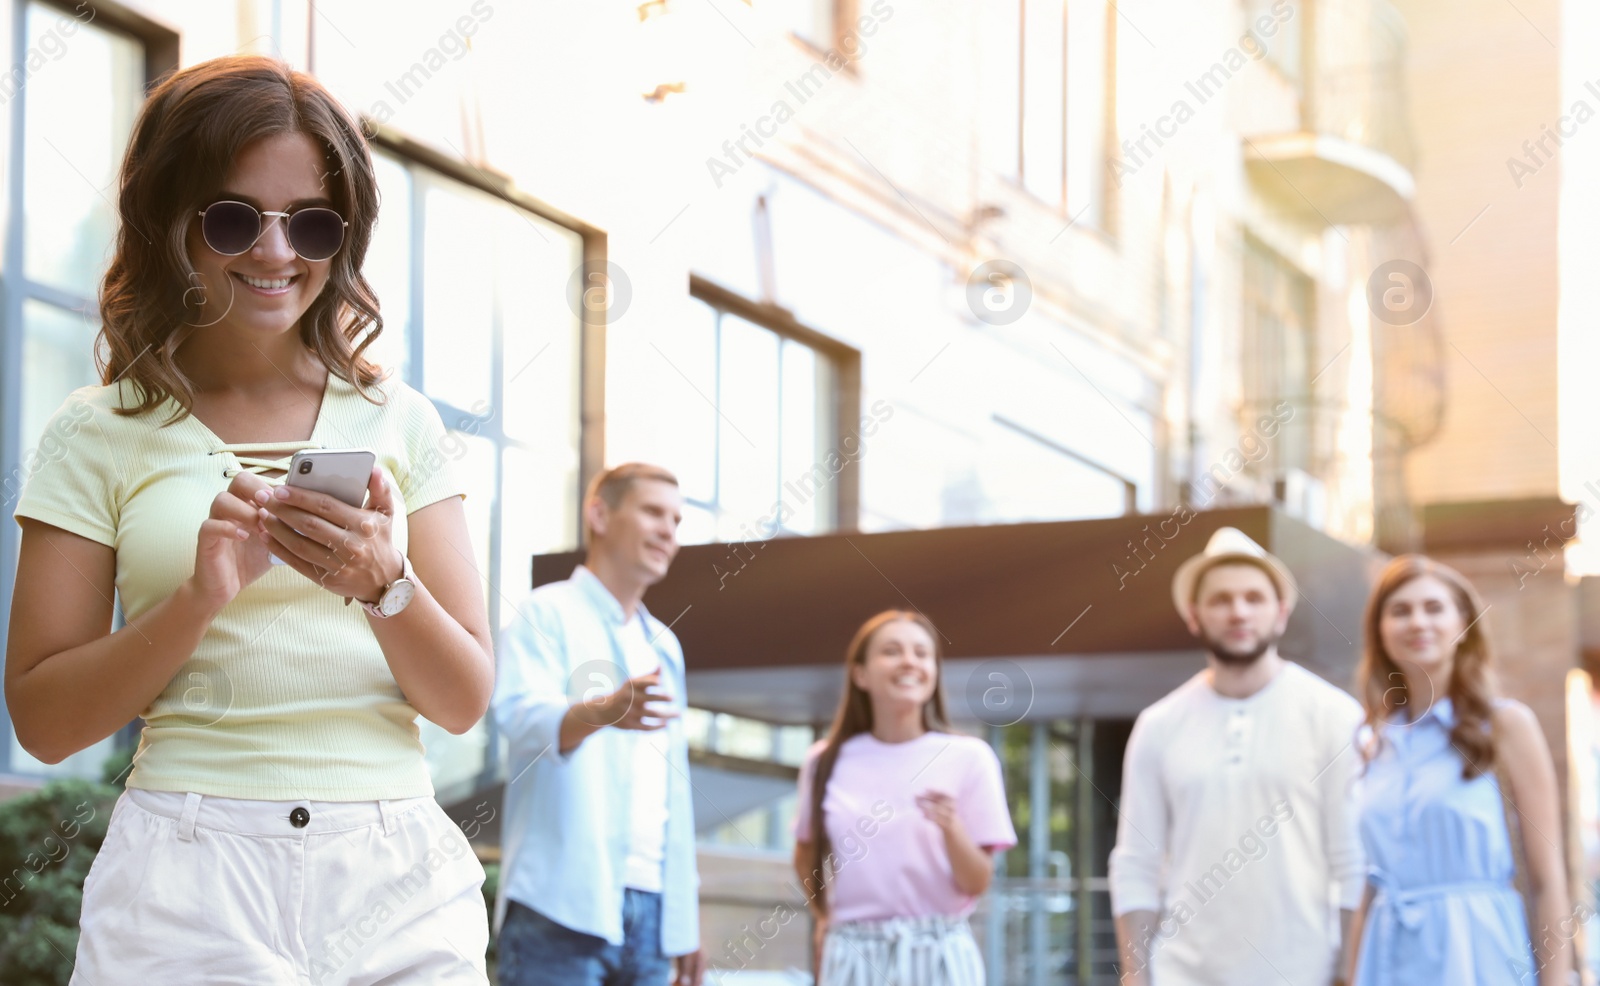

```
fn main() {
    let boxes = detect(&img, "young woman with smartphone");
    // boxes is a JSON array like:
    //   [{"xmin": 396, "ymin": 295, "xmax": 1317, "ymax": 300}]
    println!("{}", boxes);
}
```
[
  {"xmin": 793, "ymin": 610, "xmax": 1016, "ymax": 986},
  {"xmin": 5, "ymin": 56, "xmax": 493, "ymax": 983},
  {"xmin": 1345, "ymin": 555, "xmax": 1572, "ymax": 985}
]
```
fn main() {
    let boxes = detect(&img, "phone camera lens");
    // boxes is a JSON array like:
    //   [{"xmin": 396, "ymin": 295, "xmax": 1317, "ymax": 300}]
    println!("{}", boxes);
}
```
[{"xmin": 298, "ymin": 460, "xmax": 313, "ymax": 474}]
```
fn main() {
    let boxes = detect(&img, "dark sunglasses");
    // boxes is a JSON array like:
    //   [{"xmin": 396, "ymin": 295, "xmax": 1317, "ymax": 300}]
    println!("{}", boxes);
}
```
[{"xmin": 197, "ymin": 200, "xmax": 349, "ymax": 262}]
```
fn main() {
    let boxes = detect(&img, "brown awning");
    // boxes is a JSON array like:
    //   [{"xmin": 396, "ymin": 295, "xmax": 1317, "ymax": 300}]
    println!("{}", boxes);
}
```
[{"xmin": 531, "ymin": 505, "xmax": 1379, "ymax": 685}]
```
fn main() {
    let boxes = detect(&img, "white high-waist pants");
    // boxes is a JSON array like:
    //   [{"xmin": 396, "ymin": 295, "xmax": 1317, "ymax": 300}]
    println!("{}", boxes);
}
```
[{"xmin": 71, "ymin": 787, "xmax": 489, "ymax": 985}]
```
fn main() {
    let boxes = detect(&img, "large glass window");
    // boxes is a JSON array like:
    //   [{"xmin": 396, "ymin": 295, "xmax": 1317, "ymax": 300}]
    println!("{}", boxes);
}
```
[
  {"xmin": 1020, "ymin": 0, "xmax": 1066, "ymax": 207},
  {"xmin": 1065, "ymin": 0, "xmax": 1112, "ymax": 226},
  {"xmin": 685, "ymin": 708, "xmax": 812, "ymax": 851},
  {"xmin": 1242, "ymin": 234, "xmax": 1315, "ymax": 475},
  {"xmin": 3, "ymin": 2, "xmax": 151, "ymax": 779},
  {"xmin": 654, "ymin": 288, "xmax": 842, "ymax": 546},
  {"xmin": 988, "ymin": 719, "xmax": 1121, "ymax": 985},
  {"xmin": 996, "ymin": 720, "xmax": 1078, "ymax": 983},
  {"xmin": 21, "ymin": 6, "xmax": 143, "ymax": 297},
  {"xmin": 984, "ymin": 417, "xmax": 1137, "ymax": 521},
  {"xmin": 366, "ymin": 148, "xmax": 587, "ymax": 803},
  {"xmin": 361, "ymin": 153, "xmax": 414, "ymax": 380},
  {"xmin": 1014, "ymin": 0, "xmax": 1114, "ymax": 228}
]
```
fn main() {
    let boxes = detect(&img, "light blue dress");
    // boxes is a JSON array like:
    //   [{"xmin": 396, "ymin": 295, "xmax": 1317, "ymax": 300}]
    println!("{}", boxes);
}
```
[{"xmin": 1356, "ymin": 698, "xmax": 1535, "ymax": 985}]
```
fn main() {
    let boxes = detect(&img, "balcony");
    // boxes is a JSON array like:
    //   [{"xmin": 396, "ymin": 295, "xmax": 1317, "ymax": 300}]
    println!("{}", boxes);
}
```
[{"xmin": 1245, "ymin": 0, "xmax": 1417, "ymax": 226}]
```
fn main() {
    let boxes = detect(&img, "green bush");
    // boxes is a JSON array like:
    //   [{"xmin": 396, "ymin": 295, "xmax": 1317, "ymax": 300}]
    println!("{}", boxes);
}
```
[
  {"xmin": 98, "ymin": 746, "xmax": 133, "ymax": 792},
  {"xmin": 0, "ymin": 778, "xmax": 120, "ymax": 986},
  {"xmin": 0, "ymin": 763, "xmax": 499, "ymax": 984}
]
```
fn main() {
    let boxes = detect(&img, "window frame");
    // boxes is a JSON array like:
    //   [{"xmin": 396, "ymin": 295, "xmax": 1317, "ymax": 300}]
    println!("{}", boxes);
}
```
[
  {"xmin": 365, "ymin": 123, "xmax": 607, "ymax": 535},
  {"xmin": 786, "ymin": 0, "xmax": 864, "ymax": 72},
  {"xmin": 992, "ymin": 413, "xmax": 1138, "ymax": 515},
  {"xmin": 1012, "ymin": 0, "xmax": 1119, "ymax": 237},
  {"xmin": 1240, "ymin": 230, "xmax": 1316, "ymax": 476},
  {"xmin": 688, "ymin": 274, "xmax": 862, "ymax": 534},
  {"xmin": 0, "ymin": 0, "xmax": 178, "ymax": 778},
  {"xmin": 363, "ymin": 124, "xmax": 605, "ymax": 800}
]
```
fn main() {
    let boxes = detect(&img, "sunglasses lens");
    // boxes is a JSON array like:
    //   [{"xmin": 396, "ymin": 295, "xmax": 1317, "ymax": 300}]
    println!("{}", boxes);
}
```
[
  {"xmin": 201, "ymin": 201, "xmax": 260, "ymax": 255},
  {"xmin": 288, "ymin": 209, "xmax": 345, "ymax": 261}
]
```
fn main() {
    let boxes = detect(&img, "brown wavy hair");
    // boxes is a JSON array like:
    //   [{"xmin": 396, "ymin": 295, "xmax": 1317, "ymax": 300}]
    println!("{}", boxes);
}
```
[
  {"xmin": 802, "ymin": 610, "xmax": 950, "ymax": 915},
  {"xmin": 1356, "ymin": 554, "xmax": 1497, "ymax": 778},
  {"xmin": 97, "ymin": 55, "xmax": 386, "ymax": 421}
]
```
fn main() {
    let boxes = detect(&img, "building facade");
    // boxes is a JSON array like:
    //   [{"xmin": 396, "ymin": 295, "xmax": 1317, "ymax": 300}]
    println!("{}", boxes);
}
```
[{"xmin": 2, "ymin": 0, "xmax": 1593, "ymax": 981}]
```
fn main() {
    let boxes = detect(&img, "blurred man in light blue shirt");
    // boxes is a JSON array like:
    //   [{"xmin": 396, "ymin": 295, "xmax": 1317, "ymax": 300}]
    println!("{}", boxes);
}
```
[{"xmin": 492, "ymin": 463, "xmax": 703, "ymax": 986}]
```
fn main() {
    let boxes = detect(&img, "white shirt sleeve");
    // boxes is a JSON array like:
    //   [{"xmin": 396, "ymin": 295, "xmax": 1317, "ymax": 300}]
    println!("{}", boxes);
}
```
[
  {"xmin": 1321, "ymin": 698, "xmax": 1368, "ymax": 909},
  {"xmin": 490, "ymin": 593, "xmax": 576, "ymax": 765},
  {"xmin": 1108, "ymin": 709, "xmax": 1170, "ymax": 916}
]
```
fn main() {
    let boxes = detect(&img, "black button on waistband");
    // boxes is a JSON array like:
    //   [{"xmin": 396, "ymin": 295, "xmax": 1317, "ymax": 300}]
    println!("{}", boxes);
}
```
[{"xmin": 289, "ymin": 806, "xmax": 310, "ymax": 828}]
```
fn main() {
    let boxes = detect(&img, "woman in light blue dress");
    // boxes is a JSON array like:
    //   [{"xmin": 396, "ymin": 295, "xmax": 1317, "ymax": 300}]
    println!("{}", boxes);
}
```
[{"xmin": 1347, "ymin": 555, "xmax": 1572, "ymax": 986}]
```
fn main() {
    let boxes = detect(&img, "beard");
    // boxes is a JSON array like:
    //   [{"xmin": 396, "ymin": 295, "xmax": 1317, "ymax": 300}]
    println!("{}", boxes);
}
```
[{"xmin": 1195, "ymin": 625, "xmax": 1281, "ymax": 666}]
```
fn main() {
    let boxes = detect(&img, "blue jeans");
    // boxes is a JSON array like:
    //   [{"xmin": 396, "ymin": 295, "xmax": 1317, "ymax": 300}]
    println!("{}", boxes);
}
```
[{"xmin": 498, "ymin": 891, "xmax": 671, "ymax": 986}]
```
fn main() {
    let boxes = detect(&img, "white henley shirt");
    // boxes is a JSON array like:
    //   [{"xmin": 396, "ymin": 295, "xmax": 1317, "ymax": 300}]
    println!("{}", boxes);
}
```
[{"xmin": 1108, "ymin": 661, "xmax": 1366, "ymax": 986}]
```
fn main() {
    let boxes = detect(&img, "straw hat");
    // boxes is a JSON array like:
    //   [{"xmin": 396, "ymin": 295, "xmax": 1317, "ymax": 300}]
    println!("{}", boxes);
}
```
[{"xmin": 1170, "ymin": 527, "xmax": 1298, "ymax": 619}]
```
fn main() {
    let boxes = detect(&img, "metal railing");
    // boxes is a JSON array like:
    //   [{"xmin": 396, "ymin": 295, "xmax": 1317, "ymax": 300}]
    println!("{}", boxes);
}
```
[
  {"xmin": 976, "ymin": 879, "xmax": 1121, "ymax": 985},
  {"xmin": 1302, "ymin": 0, "xmax": 1416, "ymax": 169}
]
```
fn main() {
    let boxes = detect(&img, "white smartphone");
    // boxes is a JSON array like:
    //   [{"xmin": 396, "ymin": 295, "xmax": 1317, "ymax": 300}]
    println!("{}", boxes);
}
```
[{"xmin": 268, "ymin": 448, "xmax": 376, "ymax": 565}]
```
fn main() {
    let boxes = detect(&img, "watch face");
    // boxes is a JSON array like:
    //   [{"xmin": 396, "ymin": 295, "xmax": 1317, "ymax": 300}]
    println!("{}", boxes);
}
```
[{"xmin": 381, "ymin": 580, "xmax": 416, "ymax": 616}]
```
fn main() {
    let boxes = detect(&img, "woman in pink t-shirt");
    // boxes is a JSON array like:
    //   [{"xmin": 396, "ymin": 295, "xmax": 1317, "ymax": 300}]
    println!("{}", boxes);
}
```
[{"xmin": 793, "ymin": 610, "xmax": 1017, "ymax": 986}]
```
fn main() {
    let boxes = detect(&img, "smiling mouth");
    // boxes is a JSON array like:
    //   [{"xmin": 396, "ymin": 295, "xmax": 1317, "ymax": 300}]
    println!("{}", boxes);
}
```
[{"xmin": 234, "ymin": 272, "xmax": 299, "ymax": 292}]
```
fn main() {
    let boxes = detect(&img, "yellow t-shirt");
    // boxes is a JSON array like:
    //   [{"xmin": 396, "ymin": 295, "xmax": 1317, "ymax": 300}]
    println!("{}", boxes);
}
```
[{"xmin": 13, "ymin": 371, "xmax": 466, "ymax": 800}]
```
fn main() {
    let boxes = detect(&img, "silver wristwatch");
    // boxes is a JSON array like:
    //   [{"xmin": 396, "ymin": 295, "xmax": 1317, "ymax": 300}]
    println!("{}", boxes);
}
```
[{"xmin": 361, "ymin": 551, "xmax": 417, "ymax": 618}]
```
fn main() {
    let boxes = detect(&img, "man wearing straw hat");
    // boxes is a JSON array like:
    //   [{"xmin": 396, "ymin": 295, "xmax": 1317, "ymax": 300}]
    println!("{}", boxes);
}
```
[{"xmin": 1108, "ymin": 527, "xmax": 1365, "ymax": 986}]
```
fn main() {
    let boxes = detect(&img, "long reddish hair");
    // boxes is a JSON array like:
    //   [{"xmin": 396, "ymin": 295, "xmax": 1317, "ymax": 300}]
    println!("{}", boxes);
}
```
[
  {"xmin": 803, "ymin": 611, "xmax": 949, "ymax": 915},
  {"xmin": 1356, "ymin": 554, "xmax": 1497, "ymax": 778}
]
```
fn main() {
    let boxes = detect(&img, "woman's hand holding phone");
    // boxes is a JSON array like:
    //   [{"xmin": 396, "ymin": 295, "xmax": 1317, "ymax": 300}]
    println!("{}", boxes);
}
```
[
  {"xmin": 253, "ymin": 464, "xmax": 401, "ymax": 606},
  {"xmin": 189, "ymin": 472, "xmax": 278, "ymax": 613}
]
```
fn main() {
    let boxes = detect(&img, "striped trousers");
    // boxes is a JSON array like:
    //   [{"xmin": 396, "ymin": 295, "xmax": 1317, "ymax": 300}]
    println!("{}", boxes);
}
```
[{"xmin": 819, "ymin": 914, "xmax": 985, "ymax": 986}]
